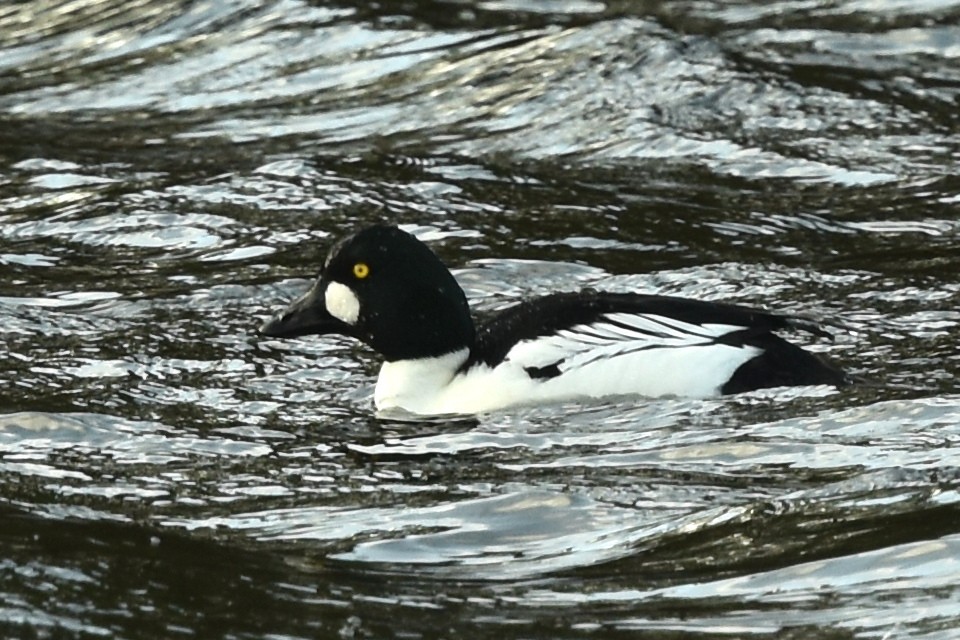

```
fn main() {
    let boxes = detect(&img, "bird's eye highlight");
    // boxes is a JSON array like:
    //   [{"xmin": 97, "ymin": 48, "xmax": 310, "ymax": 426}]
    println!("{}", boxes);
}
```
[{"xmin": 353, "ymin": 262, "xmax": 370, "ymax": 279}]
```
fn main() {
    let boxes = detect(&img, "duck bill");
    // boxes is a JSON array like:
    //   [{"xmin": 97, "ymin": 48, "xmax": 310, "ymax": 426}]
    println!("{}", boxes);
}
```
[{"xmin": 259, "ymin": 283, "xmax": 346, "ymax": 339}]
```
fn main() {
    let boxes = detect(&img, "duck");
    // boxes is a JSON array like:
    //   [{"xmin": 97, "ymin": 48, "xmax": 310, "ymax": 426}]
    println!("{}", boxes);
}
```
[{"xmin": 259, "ymin": 224, "xmax": 848, "ymax": 416}]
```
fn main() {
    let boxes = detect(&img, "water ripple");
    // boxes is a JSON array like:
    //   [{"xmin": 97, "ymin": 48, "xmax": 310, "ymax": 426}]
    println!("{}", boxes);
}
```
[{"xmin": 3, "ymin": 1, "xmax": 960, "ymax": 638}]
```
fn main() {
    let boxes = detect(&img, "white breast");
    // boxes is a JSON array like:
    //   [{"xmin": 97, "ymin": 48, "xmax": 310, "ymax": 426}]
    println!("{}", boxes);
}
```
[{"xmin": 374, "ymin": 349, "xmax": 476, "ymax": 414}]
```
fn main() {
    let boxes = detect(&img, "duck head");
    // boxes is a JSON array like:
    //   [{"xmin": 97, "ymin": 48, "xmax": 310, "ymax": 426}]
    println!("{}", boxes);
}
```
[{"xmin": 259, "ymin": 225, "xmax": 475, "ymax": 361}]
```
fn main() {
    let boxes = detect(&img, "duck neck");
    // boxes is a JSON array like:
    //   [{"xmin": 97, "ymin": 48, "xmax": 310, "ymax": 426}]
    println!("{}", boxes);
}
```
[{"xmin": 365, "ymin": 280, "xmax": 476, "ymax": 362}]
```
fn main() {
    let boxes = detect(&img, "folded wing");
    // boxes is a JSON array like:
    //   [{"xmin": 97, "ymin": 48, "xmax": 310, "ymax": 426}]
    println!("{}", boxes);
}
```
[{"xmin": 468, "ymin": 292, "xmax": 846, "ymax": 397}]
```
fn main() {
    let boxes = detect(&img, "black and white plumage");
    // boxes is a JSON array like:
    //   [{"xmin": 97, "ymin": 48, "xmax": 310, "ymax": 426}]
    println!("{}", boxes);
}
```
[{"xmin": 259, "ymin": 225, "xmax": 848, "ymax": 415}]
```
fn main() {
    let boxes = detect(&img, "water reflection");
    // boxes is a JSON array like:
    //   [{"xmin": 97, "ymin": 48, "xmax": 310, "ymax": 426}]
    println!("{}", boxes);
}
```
[{"xmin": 2, "ymin": 0, "xmax": 960, "ymax": 638}]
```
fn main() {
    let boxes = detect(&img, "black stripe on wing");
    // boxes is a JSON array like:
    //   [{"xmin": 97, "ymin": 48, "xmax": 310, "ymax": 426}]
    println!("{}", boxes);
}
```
[{"xmin": 463, "ymin": 291, "xmax": 846, "ymax": 390}]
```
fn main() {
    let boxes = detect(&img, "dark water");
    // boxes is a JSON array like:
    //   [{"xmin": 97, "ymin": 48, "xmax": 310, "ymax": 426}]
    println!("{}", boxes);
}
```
[{"xmin": 2, "ymin": 1, "xmax": 960, "ymax": 638}]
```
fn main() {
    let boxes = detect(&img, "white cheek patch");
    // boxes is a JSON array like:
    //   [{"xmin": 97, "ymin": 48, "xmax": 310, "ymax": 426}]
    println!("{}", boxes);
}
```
[{"xmin": 325, "ymin": 281, "xmax": 361, "ymax": 325}]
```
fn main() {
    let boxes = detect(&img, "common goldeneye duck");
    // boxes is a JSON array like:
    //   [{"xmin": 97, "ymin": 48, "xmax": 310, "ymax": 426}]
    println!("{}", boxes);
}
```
[{"xmin": 259, "ymin": 225, "xmax": 848, "ymax": 415}]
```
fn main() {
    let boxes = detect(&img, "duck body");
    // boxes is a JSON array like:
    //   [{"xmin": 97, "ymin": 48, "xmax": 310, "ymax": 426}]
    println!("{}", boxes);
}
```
[{"xmin": 260, "ymin": 225, "xmax": 848, "ymax": 416}]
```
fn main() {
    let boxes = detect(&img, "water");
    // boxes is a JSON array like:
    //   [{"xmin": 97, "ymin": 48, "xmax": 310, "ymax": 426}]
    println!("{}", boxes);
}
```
[{"xmin": 1, "ymin": 0, "xmax": 959, "ymax": 638}]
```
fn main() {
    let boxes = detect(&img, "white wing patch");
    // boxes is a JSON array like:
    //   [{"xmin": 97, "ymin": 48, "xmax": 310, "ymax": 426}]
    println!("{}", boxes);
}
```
[
  {"xmin": 502, "ymin": 312, "xmax": 761, "ymax": 398},
  {"xmin": 507, "ymin": 313, "xmax": 743, "ymax": 369}
]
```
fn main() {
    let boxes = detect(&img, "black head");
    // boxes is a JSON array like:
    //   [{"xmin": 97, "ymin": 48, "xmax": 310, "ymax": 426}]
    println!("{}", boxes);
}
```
[{"xmin": 259, "ymin": 225, "xmax": 475, "ymax": 361}]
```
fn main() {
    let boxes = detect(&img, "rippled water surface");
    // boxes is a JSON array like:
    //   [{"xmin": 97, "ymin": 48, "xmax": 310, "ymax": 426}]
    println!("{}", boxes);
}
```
[{"xmin": 2, "ymin": 1, "xmax": 960, "ymax": 638}]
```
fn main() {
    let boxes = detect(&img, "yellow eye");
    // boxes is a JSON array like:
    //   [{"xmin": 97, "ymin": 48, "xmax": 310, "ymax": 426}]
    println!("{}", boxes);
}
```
[{"xmin": 353, "ymin": 262, "xmax": 370, "ymax": 279}]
